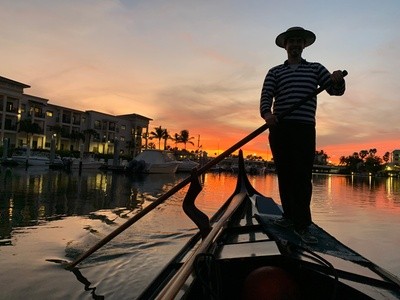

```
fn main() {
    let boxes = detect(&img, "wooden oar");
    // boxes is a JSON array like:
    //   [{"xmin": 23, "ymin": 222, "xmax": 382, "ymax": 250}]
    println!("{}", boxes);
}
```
[
  {"xmin": 65, "ymin": 123, "xmax": 269, "ymax": 269},
  {"xmin": 66, "ymin": 70, "xmax": 347, "ymax": 269}
]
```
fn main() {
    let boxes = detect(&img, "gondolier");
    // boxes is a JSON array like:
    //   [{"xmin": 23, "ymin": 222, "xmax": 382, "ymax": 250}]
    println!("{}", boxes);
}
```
[{"xmin": 260, "ymin": 26, "xmax": 346, "ymax": 244}]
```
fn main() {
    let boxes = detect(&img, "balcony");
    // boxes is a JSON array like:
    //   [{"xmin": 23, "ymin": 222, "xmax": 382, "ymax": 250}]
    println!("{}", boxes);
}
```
[
  {"xmin": 28, "ymin": 112, "xmax": 46, "ymax": 119},
  {"xmin": 6, "ymin": 107, "xmax": 18, "ymax": 114},
  {"xmin": 35, "ymin": 112, "xmax": 46, "ymax": 118},
  {"xmin": 4, "ymin": 124, "xmax": 17, "ymax": 131},
  {"xmin": 62, "ymin": 117, "xmax": 71, "ymax": 124}
]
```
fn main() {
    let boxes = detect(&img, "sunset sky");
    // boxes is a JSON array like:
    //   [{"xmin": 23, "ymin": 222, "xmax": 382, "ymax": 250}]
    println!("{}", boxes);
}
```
[{"xmin": 1, "ymin": 0, "xmax": 400, "ymax": 163}]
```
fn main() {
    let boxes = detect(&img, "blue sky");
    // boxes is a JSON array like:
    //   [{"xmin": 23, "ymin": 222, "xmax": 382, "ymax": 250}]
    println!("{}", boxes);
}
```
[{"xmin": 1, "ymin": 0, "xmax": 399, "ymax": 161}]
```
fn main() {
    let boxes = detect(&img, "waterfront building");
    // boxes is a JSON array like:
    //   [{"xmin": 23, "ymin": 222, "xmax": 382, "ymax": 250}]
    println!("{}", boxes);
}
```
[
  {"xmin": 391, "ymin": 150, "xmax": 400, "ymax": 165},
  {"xmin": 0, "ymin": 75, "xmax": 152, "ymax": 157}
]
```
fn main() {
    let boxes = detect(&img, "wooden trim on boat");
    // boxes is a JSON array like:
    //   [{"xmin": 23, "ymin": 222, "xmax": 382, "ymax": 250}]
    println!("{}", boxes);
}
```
[{"xmin": 155, "ymin": 191, "xmax": 247, "ymax": 299}]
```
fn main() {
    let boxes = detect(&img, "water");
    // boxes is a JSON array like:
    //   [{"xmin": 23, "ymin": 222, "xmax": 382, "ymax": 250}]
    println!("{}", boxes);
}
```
[{"xmin": 1, "ymin": 166, "xmax": 400, "ymax": 299}]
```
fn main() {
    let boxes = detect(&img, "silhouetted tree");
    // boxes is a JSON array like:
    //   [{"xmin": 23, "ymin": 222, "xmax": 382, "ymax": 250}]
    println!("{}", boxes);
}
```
[
  {"xmin": 149, "ymin": 126, "xmax": 166, "ymax": 149},
  {"xmin": 162, "ymin": 129, "xmax": 171, "ymax": 150},
  {"xmin": 383, "ymin": 152, "xmax": 390, "ymax": 163},
  {"xmin": 314, "ymin": 149, "xmax": 329, "ymax": 165},
  {"xmin": 18, "ymin": 119, "xmax": 42, "ymax": 147},
  {"xmin": 147, "ymin": 142, "xmax": 156, "ymax": 150},
  {"xmin": 83, "ymin": 129, "xmax": 100, "ymax": 152},
  {"xmin": 177, "ymin": 129, "xmax": 194, "ymax": 149},
  {"xmin": 171, "ymin": 133, "xmax": 180, "ymax": 148},
  {"xmin": 70, "ymin": 130, "xmax": 85, "ymax": 151},
  {"xmin": 359, "ymin": 150, "xmax": 368, "ymax": 160}
]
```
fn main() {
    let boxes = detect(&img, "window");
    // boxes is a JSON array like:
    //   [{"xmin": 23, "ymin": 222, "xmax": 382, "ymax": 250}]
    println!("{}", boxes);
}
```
[
  {"xmin": 6, "ymin": 102, "xmax": 15, "ymax": 112},
  {"xmin": 46, "ymin": 111, "xmax": 53, "ymax": 117},
  {"xmin": 121, "ymin": 125, "xmax": 126, "ymax": 130},
  {"xmin": 109, "ymin": 122, "xmax": 116, "ymax": 131},
  {"xmin": 94, "ymin": 120, "xmax": 101, "ymax": 129}
]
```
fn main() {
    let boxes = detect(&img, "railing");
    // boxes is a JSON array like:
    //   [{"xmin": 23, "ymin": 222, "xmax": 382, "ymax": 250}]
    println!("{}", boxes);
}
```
[
  {"xmin": 5, "ymin": 107, "xmax": 18, "ymax": 113},
  {"xmin": 4, "ymin": 124, "xmax": 17, "ymax": 131}
]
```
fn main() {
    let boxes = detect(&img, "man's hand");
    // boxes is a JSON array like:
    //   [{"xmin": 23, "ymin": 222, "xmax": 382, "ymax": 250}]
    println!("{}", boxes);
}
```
[
  {"xmin": 331, "ymin": 70, "xmax": 345, "ymax": 86},
  {"xmin": 263, "ymin": 112, "xmax": 278, "ymax": 127}
]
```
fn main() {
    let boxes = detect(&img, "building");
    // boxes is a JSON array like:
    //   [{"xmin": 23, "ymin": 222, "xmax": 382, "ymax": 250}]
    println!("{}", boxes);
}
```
[
  {"xmin": 391, "ymin": 150, "xmax": 400, "ymax": 165},
  {"xmin": 0, "ymin": 75, "xmax": 152, "ymax": 157}
]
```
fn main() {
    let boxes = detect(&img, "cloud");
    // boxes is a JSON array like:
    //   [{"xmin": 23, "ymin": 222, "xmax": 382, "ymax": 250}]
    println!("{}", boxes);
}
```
[{"xmin": 1, "ymin": 0, "xmax": 400, "ymax": 162}]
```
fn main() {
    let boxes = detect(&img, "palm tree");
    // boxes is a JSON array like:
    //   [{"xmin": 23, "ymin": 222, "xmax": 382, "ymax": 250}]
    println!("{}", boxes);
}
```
[
  {"xmin": 178, "ymin": 129, "xmax": 194, "ymax": 150},
  {"xmin": 18, "ymin": 119, "xmax": 42, "ymax": 147},
  {"xmin": 83, "ymin": 129, "xmax": 99, "ymax": 152},
  {"xmin": 149, "ymin": 126, "xmax": 165, "ymax": 149},
  {"xmin": 383, "ymin": 151, "xmax": 390, "ymax": 163},
  {"xmin": 70, "ymin": 130, "xmax": 85, "ymax": 151},
  {"xmin": 162, "ymin": 129, "xmax": 171, "ymax": 150},
  {"xmin": 314, "ymin": 150, "xmax": 329, "ymax": 165},
  {"xmin": 339, "ymin": 156, "xmax": 347, "ymax": 166},
  {"xmin": 171, "ymin": 133, "xmax": 181, "ymax": 147},
  {"xmin": 359, "ymin": 150, "xmax": 368, "ymax": 160},
  {"xmin": 126, "ymin": 139, "xmax": 137, "ymax": 157},
  {"xmin": 368, "ymin": 148, "xmax": 377, "ymax": 157},
  {"xmin": 50, "ymin": 125, "xmax": 67, "ymax": 150},
  {"xmin": 147, "ymin": 142, "xmax": 156, "ymax": 150}
]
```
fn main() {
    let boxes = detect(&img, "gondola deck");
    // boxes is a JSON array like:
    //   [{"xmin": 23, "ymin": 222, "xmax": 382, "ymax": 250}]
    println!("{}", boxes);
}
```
[
  {"xmin": 254, "ymin": 197, "xmax": 370, "ymax": 264},
  {"xmin": 137, "ymin": 150, "xmax": 400, "ymax": 299}
]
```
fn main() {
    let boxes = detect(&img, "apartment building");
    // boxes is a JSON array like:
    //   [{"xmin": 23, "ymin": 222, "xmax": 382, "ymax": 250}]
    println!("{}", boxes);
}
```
[
  {"xmin": 391, "ymin": 150, "xmax": 400, "ymax": 165},
  {"xmin": 0, "ymin": 75, "xmax": 152, "ymax": 157}
]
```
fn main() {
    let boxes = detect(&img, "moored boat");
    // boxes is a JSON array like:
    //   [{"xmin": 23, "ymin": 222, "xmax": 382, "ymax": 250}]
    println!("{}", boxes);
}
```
[
  {"xmin": 137, "ymin": 150, "xmax": 400, "ymax": 299},
  {"xmin": 177, "ymin": 158, "xmax": 199, "ymax": 172},
  {"xmin": 11, "ymin": 149, "xmax": 50, "ymax": 166},
  {"xmin": 63, "ymin": 153, "xmax": 105, "ymax": 170},
  {"xmin": 11, "ymin": 148, "xmax": 63, "ymax": 167},
  {"xmin": 128, "ymin": 149, "xmax": 181, "ymax": 174},
  {"xmin": 68, "ymin": 158, "xmax": 105, "ymax": 170}
]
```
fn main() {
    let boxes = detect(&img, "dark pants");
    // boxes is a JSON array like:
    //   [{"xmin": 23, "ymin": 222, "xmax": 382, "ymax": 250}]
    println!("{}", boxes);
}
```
[{"xmin": 269, "ymin": 122, "xmax": 315, "ymax": 230}]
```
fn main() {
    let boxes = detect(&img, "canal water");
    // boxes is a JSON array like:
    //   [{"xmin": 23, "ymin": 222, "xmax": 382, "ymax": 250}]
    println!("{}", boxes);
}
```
[{"xmin": 0, "ymin": 166, "xmax": 400, "ymax": 299}]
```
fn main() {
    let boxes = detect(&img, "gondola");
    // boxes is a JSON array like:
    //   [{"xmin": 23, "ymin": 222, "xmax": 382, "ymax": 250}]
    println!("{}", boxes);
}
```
[{"xmin": 137, "ymin": 150, "xmax": 400, "ymax": 299}]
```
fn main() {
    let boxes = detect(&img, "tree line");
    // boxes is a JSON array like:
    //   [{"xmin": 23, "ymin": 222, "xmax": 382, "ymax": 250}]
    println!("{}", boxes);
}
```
[
  {"xmin": 150, "ymin": 126, "xmax": 394, "ymax": 175},
  {"xmin": 148, "ymin": 126, "xmax": 196, "ymax": 151},
  {"xmin": 338, "ymin": 148, "xmax": 390, "ymax": 174}
]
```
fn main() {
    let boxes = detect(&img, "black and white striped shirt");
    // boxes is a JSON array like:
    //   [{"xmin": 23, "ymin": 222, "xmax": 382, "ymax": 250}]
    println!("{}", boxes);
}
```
[{"xmin": 260, "ymin": 59, "xmax": 345, "ymax": 125}]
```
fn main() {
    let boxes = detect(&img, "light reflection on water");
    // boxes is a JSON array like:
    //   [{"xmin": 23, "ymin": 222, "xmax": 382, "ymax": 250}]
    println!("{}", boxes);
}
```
[{"xmin": 0, "ymin": 167, "xmax": 400, "ymax": 299}]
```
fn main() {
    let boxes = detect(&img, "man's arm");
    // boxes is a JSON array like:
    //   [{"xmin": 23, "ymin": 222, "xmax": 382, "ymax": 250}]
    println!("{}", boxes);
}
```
[
  {"xmin": 329, "ymin": 70, "xmax": 346, "ymax": 95},
  {"xmin": 260, "ymin": 70, "xmax": 276, "ymax": 118}
]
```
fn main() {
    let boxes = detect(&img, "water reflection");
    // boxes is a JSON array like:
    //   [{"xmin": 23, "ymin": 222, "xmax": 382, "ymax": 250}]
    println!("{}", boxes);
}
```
[
  {"xmin": 312, "ymin": 174, "xmax": 400, "ymax": 211},
  {"xmin": 0, "ymin": 166, "xmax": 187, "ymax": 246},
  {"xmin": 1, "ymin": 168, "xmax": 400, "ymax": 299},
  {"xmin": 71, "ymin": 267, "xmax": 105, "ymax": 300}
]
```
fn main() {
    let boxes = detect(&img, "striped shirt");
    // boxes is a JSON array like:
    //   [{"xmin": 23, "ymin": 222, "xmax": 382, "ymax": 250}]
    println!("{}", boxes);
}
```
[{"xmin": 260, "ymin": 59, "xmax": 345, "ymax": 125}]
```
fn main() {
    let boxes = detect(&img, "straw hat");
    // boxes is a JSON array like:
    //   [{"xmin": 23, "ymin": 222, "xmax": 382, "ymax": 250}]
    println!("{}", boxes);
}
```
[{"xmin": 275, "ymin": 27, "xmax": 316, "ymax": 48}]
